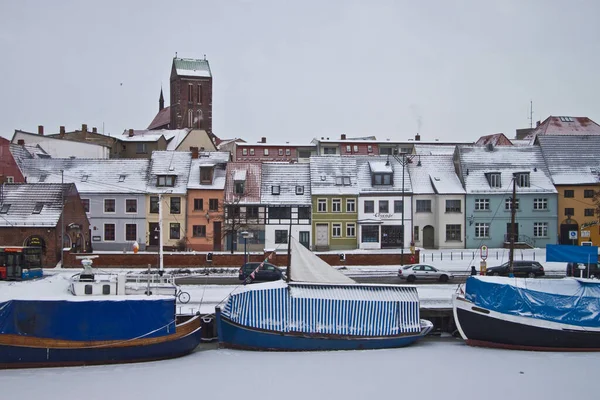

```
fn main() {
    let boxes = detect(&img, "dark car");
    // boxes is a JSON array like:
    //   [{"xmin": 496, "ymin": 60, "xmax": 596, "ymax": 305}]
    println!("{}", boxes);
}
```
[
  {"xmin": 566, "ymin": 262, "xmax": 600, "ymax": 278},
  {"xmin": 238, "ymin": 262, "xmax": 284, "ymax": 282},
  {"xmin": 485, "ymin": 260, "xmax": 545, "ymax": 278}
]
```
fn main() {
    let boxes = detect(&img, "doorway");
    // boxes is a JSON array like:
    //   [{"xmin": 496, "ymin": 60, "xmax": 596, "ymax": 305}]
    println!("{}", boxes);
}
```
[
  {"xmin": 381, "ymin": 225, "xmax": 403, "ymax": 248},
  {"xmin": 149, "ymin": 223, "xmax": 160, "ymax": 246},
  {"xmin": 506, "ymin": 223, "xmax": 519, "ymax": 242},
  {"xmin": 213, "ymin": 221, "xmax": 222, "ymax": 251},
  {"xmin": 423, "ymin": 225, "xmax": 434, "ymax": 249}
]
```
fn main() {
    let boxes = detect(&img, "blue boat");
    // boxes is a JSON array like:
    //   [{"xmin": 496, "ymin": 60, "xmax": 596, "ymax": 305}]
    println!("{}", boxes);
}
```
[{"xmin": 216, "ymin": 239, "xmax": 432, "ymax": 351}]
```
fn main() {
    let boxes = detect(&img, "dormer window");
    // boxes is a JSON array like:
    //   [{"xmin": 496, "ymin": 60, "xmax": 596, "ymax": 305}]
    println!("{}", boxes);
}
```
[
  {"xmin": 336, "ymin": 176, "xmax": 351, "ymax": 186},
  {"xmin": 235, "ymin": 181, "xmax": 245, "ymax": 194},
  {"xmin": 373, "ymin": 173, "xmax": 392, "ymax": 186},
  {"xmin": 200, "ymin": 166, "xmax": 213, "ymax": 184},
  {"xmin": 515, "ymin": 172, "xmax": 530, "ymax": 188},
  {"xmin": 39, "ymin": 174, "xmax": 48, "ymax": 182},
  {"xmin": 272, "ymin": 185, "xmax": 280, "ymax": 195},
  {"xmin": 486, "ymin": 173, "xmax": 501, "ymax": 188},
  {"xmin": 296, "ymin": 185, "xmax": 304, "ymax": 195},
  {"xmin": 81, "ymin": 175, "xmax": 89, "ymax": 182},
  {"xmin": 0, "ymin": 204, "xmax": 10, "ymax": 214},
  {"xmin": 33, "ymin": 202, "xmax": 44, "ymax": 214},
  {"xmin": 157, "ymin": 175, "xmax": 175, "ymax": 187},
  {"xmin": 118, "ymin": 175, "xmax": 126, "ymax": 182},
  {"xmin": 233, "ymin": 170, "xmax": 246, "ymax": 195}
]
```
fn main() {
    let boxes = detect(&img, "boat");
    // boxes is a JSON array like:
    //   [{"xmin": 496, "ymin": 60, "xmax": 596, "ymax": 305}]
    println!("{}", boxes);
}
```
[
  {"xmin": 216, "ymin": 238, "xmax": 433, "ymax": 351},
  {"xmin": 0, "ymin": 257, "xmax": 203, "ymax": 369}
]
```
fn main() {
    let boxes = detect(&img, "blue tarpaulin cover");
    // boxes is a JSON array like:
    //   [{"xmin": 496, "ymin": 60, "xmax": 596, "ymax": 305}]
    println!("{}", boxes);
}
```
[
  {"xmin": 0, "ymin": 299, "xmax": 175, "ymax": 341},
  {"xmin": 546, "ymin": 244, "xmax": 599, "ymax": 264},
  {"xmin": 465, "ymin": 277, "xmax": 600, "ymax": 328}
]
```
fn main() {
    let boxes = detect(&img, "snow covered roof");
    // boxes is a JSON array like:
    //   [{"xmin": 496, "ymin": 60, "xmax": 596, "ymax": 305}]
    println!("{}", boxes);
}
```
[
  {"xmin": 146, "ymin": 151, "xmax": 192, "ymax": 194},
  {"xmin": 9, "ymin": 143, "xmax": 50, "ymax": 160},
  {"xmin": 224, "ymin": 162, "xmax": 262, "ymax": 204},
  {"xmin": 412, "ymin": 144, "xmax": 457, "ymax": 155},
  {"xmin": 475, "ymin": 133, "xmax": 513, "ymax": 146},
  {"xmin": 457, "ymin": 145, "xmax": 556, "ymax": 194},
  {"xmin": 537, "ymin": 135, "xmax": 600, "ymax": 185},
  {"xmin": 309, "ymin": 156, "xmax": 359, "ymax": 195},
  {"xmin": 355, "ymin": 156, "xmax": 412, "ymax": 194},
  {"xmin": 119, "ymin": 129, "xmax": 190, "ymax": 151},
  {"xmin": 261, "ymin": 163, "xmax": 311, "ymax": 205},
  {"xmin": 408, "ymin": 155, "xmax": 465, "ymax": 195},
  {"xmin": 187, "ymin": 152, "xmax": 230, "ymax": 190},
  {"xmin": 173, "ymin": 58, "xmax": 212, "ymax": 78},
  {"xmin": 525, "ymin": 116, "xmax": 600, "ymax": 143},
  {"xmin": 0, "ymin": 183, "xmax": 71, "ymax": 227},
  {"xmin": 17, "ymin": 158, "xmax": 151, "ymax": 194}
]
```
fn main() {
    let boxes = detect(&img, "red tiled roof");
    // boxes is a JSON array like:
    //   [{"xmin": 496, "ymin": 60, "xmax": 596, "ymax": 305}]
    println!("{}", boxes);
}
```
[
  {"xmin": 475, "ymin": 133, "xmax": 513, "ymax": 146},
  {"xmin": 224, "ymin": 162, "xmax": 262, "ymax": 204},
  {"xmin": 526, "ymin": 116, "xmax": 600, "ymax": 142},
  {"xmin": 148, "ymin": 106, "xmax": 171, "ymax": 130}
]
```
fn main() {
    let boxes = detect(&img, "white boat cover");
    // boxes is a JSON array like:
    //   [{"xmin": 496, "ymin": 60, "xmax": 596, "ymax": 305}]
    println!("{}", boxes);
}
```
[{"xmin": 288, "ymin": 239, "xmax": 355, "ymax": 284}]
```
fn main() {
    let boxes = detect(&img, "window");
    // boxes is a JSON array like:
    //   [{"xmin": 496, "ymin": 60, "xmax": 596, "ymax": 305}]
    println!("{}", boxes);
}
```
[
  {"xmin": 188, "ymin": 84, "xmax": 193, "ymax": 101},
  {"xmin": 150, "ymin": 196, "xmax": 159, "ymax": 213},
  {"xmin": 346, "ymin": 145, "xmax": 351, "ymax": 153},
  {"xmin": 104, "ymin": 199, "xmax": 115, "ymax": 213},
  {"xmin": 278, "ymin": 149, "xmax": 283, "ymax": 156},
  {"xmin": 104, "ymin": 224, "xmax": 115, "ymax": 241},
  {"xmin": 102, "ymin": 285, "xmax": 111, "ymax": 295},
  {"xmin": 269, "ymin": 207, "xmax": 291, "ymax": 219},
  {"xmin": 193, "ymin": 225, "xmax": 206, "ymax": 237},
  {"xmin": 242, "ymin": 148, "xmax": 247, "ymax": 156},
  {"xmin": 157, "ymin": 176, "xmax": 175, "ymax": 187},
  {"xmin": 516, "ymin": 173, "xmax": 530, "ymax": 187},
  {"xmin": 445, "ymin": 200, "xmax": 461, "ymax": 213},
  {"xmin": 125, "ymin": 199, "xmax": 137, "ymax": 213},
  {"xmin": 275, "ymin": 230, "xmax": 288, "ymax": 244},
  {"xmin": 85, "ymin": 285, "xmax": 92, "ymax": 295},
  {"xmin": 249, "ymin": 148, "xmax": 255, "ymax": 156},
  {"xmin": 474, "ymin": 223, "xmax": 489, "ymax": 238},
  {"xmin": 272, "ymin": 185, "xmax": 280, "ymax": 195},
  {"xmin": 247, "ymin": 206, "xmax": 259, "ymax": 218},
  {"xmin": 126, "ymin": 224, "xmax": 137, "ymax": 241},
  {"xmin": 209, "ymin": 199, "xmax": 219, "ymax": 211},
  {"xmin": 505, "ymin": 198, "xmax": 519, "ymax": 210},
  {"xmin": 200, "ymin": 167, "xmax": 212, "ymax": 183},
  {"xmin": 584, "ymin": 190, "xmax": 595, "ymax": 198},
  {"xmin": 170, "ymin": 223, "xmax": 180, "ymax": 239},
  {"xmin": 332, "ymin": 199, "xmax": 341, "ymax": 212},
  {"xmin": 367, "ymin": 145, "xmax": 373, "ymax": 153},
  {"xmin": 353, "ymin": 145, "xmax": 358, "ymax": 152},
  {"xmin": 0, "ymin": 204, "xmax": 10, "ymax": 214},
  {"xmin": 299, "ymin": 150, "xmax": 311, "ymax": 158},
  {"xmin": 6, "ymin": 176, "xmax": 14, "ymax": 183},
  {"xmin": 82, "ymin": 199, "xmax": 90, "ymax": 213},
  {"xmin": 286, "ymin": 149, "xmax": 291, "ymax": 156},
  {"xmin": 263, "ymin": 148, "xmax": 269, "ymax": 156},
  {"xmin": 486, "ymin": 173, "xmax": 501, "ymax": 188},
  {"xmin": 38, "ymin": 174, "xmax": 47, "ymax": 182},
  {"xmin": 446, "ymin": 225, "xmax": 461, "ymax": 241},
  {"xmin": 380, "ymin": 147, "xmax": 392, "ymax": 155},
  {"xmin": 343, "ymin": 177, "xmax": 351, "ymax": 185},
  {"xmin": 346, "ymin": 199, "xmax": 356, "ymax": 213},
  {"xmin": 170, "ymin": 197, "xmax": 181, "ymax": 214},
  {"xmin": 81, "ymin": 174, "xmax": 88, "ymax": 182},
  {"xmin": 373, "ymin": 173, "xmax": 392, "ymax": 185},
  {"xmin": 332, "ymin": 223, "xmax": 342, "ymax": 237},
  {"xmin": 394, "ymin": 200, "xmax": 403, "ymax": 213},
  {"xmin": 32, "ymin": 202, "xmax": 44, "ymax": 214},
  {"xmin": 136, "ymin": 143, "xmax": 147, "ymax": 154},
  {"xmin": 564, "ymin": 190, "xmax": 574, "ymax": 198},
  {"xmin": 585, "ymin": 208, "xmax": 595, "ymax": 217},
  {"xmin": 379, "ymin": 200, "xmax": 389, "ymax": 213},
  {"xmin": 235, "ymin": 181, "xmax": 245, "ymax": 194},
  {"xmin": 364, "ymin": 200, "xmax": 374, "ymax": 213},
  {"xmin": 532, "ymin": 222, "xmax": 548, "ymax": 238},
  {"xmin": 346, "ymin": 223, "xmax": 356, "ymax": 237},
  {"xmin": 198, "ymin": 84, "xmax": 202, "ymax": 104},
  {"xmin": 296, "ymin": 185, "xmax": 304, "ymax": 195},
  {"xmin": 318, "ymin": 199, "xmax": 327, "ymax": 212},
  {"xmin": 362, "ymin": 226, "xmax": 379, "ymax": 243},
  {"xmin": 324, "ymin": 147, "xmax": 336, "ymax": 155},
  {"xmin": 565, "ymin": 208, "xmax": 574, "ymax": 217},
  {"xmin": 414, "ymin": 226, "xmax": 419, "ymax": 241},
  {"xmin": 533, "ymin": 198, "xmax": 548, "ymax": 210},
  {"xmin": 416, "ymin": 200, "xmax": 431, "ymax": 212},
  {"xmin": 194, "ymin": 198, "xmax": 204, "ymax": 210},
  {"xmin": 475, "ymin": 198, "xmax": 490, "ymax": 211}
]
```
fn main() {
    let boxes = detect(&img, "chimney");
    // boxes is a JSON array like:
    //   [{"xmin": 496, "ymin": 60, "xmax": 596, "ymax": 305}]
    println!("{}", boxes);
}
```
[
  {"xmin": 17, "ymin": 139, "xmax": 25, "ymax": 145},
  {"xmin": 38, "ymin": 125, "xmax": 44, "ymax": 135},
  {"xmin": 261, "ymin": 137, "xmax": 266, "ymax": 143},
  {"xmin": 128, "ymin": 129, "xmax": 134, "ymax": 137},
  {"xmin": 82, "ymin": 124, "xmax": 87, "ymax": 140},
  {"xmin": 536, "ymin": 120, "xmax": 541, "ymax": 127},
  {"xmin": 59, "ymin": 126, "xmax": 65, "ymax": 137},
  {"xmin": 341, "ymin": 133, "xmax": 346, "ymax": 140},
  {"xmin": 92, "ymin": 127, "xmax": 97, "ymax": 133},
  {"xmin": 190, "ymin": 146, "xmax": 199, "ymax": 159},
  {"xmin": 415, "ymin": 133, "xmax": 421, "ymax": 141}
]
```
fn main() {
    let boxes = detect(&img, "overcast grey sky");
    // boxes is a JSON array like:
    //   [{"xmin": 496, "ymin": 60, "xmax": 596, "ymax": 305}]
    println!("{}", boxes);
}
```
[{"xmin": 1, "ymin": 0, "xmax": 599, "ymax": 144}]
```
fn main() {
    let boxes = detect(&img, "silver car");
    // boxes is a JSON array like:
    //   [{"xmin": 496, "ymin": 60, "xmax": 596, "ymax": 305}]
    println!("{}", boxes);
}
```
[{"xmin": 398, "ymin": 264, "xmax": 454, "ymax": 283}]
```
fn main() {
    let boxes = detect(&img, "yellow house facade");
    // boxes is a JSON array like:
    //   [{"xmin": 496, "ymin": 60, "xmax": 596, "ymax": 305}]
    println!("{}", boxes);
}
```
[{"xmin": 556, "ymin": 185, "xmax": 600, "ymax": 246}]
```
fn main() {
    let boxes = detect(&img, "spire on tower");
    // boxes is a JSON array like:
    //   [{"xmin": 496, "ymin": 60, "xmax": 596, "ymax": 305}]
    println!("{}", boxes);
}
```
[{"xmin": 159, "ymin": 87, "xmax": 165, "ymax": 111}]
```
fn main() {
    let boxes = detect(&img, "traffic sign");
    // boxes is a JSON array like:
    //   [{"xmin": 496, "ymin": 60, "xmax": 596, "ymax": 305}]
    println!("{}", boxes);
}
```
[
  {"xmin": 569, "ymin": 231, "xmax": 578, "ymax": 240},
  {"xmin": 480, "ymin": 245, "xmax": 488, "ymax": 260}
]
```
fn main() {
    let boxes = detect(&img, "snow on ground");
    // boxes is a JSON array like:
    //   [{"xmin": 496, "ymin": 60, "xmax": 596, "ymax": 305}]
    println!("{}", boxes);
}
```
[{"xmin": 1, "ymin": 338, "xmax": 599, "ymax": 400}]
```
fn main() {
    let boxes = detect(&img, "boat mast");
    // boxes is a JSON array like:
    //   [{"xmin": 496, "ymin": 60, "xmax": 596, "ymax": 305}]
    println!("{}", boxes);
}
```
[
  {"xmin": 286, "ymin": 210, "xmax": 292, "ymax": 283},
  {"xmin": 508, "ymin": 177, "xmax": 517, "ymax": 277},
  {"xmin": 158, "ymin": 192, "xmax": 164, "ymax": 275}
]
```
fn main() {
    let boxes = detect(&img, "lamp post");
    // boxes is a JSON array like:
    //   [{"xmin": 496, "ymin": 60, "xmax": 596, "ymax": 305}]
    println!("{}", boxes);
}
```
[
  {"xmin": 240, "ymin": 231, "xmax": 250, "ymax": 265},
  {"xmin": 393, "ymin": 153, "xmax": 414, "ymax": 265}
]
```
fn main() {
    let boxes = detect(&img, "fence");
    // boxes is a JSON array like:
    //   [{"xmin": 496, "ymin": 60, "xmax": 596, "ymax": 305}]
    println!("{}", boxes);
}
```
[{"xmin": 418, "ymin": 248, "xmax": 546, "ymax": 263}]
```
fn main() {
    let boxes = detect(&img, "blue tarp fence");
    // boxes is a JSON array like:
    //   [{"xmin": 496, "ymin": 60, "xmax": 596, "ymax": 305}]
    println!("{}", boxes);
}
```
[{"xmin": 546, "ymin": 244, "xmax": 599, "ymax": 264}]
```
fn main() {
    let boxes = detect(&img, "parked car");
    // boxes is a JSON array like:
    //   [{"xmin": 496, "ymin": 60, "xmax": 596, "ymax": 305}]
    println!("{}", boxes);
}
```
[
  {"xmin": 566, "ymin": 262, "xmax": 600, "ymax": 278},
  {"xmin": 238, "ymin": 262, "xmax": 284, "ymax": 282},
  {"xmin": 398, "ymin": 264, "xmax": 454, "ymax": 283},
  {"xmin": 485, "ymin": 260, "xmax": 544, "ymax": 278}
]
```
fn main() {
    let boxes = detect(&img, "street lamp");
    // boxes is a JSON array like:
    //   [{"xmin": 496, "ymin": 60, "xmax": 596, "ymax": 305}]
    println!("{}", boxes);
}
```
[
  {"xmin": 240, "ymin": 231, "xmax": 251, "ymax": 264},
  {"xmin": 393, "ymin": 153, "xmax": 414, "ymax": 265}
]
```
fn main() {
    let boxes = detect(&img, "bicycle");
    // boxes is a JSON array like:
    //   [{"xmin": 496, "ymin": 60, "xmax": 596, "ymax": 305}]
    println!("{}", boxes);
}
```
[{"xmin": 176, "ymin": 288, "xmax": 191, "ymax": 304}]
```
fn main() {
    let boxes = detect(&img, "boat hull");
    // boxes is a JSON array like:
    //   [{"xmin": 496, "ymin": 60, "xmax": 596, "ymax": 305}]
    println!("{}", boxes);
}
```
[
  {"xmin": 216, "ymin": 309, "xmax": 431, "ymax": 351},
  {"xmin": 453, "ymin": 296, "xmax": 600, "ymax": 351},
  {"xmin": 0, "ymin": 316, "xmax": 203, "ymax": 369}
]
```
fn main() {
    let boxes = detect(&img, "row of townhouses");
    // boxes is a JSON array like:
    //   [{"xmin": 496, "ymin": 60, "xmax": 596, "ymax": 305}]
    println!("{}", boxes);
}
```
[{"xmin": 1, "ymin": 132, "xmax": 599, "ymax": 265}]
